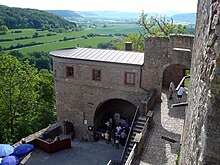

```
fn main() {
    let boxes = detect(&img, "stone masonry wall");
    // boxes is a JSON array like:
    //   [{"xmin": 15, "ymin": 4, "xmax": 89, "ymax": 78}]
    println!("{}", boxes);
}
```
[
  {"xmin": 180, "ymin": 0, "xmax": 220, "ymax": 164},
  {"xmin": 53, "ymin": 57, "xmax": 148, "ymax": 138},
  {"xmin": 141, "ymin": 35, "xmax": 193, "ymax": 100}
]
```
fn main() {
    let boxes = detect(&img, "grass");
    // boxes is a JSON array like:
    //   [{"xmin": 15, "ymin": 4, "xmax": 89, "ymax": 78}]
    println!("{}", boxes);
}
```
[
  {"xmin": 176, "ymin": 148, "xmax": 180, "ymax": 165},
  {"xmin": 0, "ymin": 24, "xmax": 143, "ymax": 55},
  {"xmin": 0, "ymin": 28, "xmax": 118, "ymax": 54},
  {"xmin": 87, "ymin": 24, "xmax": 144, "ymax": 34},
  {"xmin": 17, "ymin": 37, "xmax": 116, "ymax": 54}
]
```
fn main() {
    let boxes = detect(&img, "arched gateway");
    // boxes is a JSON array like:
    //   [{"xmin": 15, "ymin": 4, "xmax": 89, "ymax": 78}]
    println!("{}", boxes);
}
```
[
  {"xmin": 162, "ymin": 64, "xmax": 189, "ymax": 87},
  {"xmin": 93, "ymin": 99, "xmax": 136, "ymax": 132}
]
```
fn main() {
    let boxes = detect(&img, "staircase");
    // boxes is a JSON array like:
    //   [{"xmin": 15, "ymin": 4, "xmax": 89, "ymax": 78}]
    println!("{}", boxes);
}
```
[{"xmin": 123, "ymin": 116, "xmax": 147, "ymax": 164}]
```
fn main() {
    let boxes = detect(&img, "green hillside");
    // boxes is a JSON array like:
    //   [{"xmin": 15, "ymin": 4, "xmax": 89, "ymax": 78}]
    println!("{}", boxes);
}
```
[
  {"xmin": 47, "ymin": 10, "xmax": 82, "ymax": 18},
  {"xmin": 0, "ymin": 5, "xmax": 77, "ymax": 30}
]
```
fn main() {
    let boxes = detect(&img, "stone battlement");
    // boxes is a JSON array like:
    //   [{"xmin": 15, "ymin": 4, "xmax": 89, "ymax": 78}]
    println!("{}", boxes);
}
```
[{"xmin": 145, "ymin": 34, "xmax": 194, "ymax": 51}]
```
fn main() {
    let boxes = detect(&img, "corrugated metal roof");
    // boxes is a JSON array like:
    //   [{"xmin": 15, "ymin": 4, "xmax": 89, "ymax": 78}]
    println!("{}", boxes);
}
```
[{"xmin": 49, "ymin": 48, "xmax": 144, "ymax": 65}]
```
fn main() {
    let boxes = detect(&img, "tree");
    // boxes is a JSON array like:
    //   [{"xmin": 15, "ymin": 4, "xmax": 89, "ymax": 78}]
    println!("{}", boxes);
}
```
[
  {"xmin": 0, "ymin": 55, "xmax": 56, "ymax": 143},
  {"xmin": 138, "ymin": 11, "xmax": 186, "ymax": 36},
  {"xmin": 0, "ymin": 25, "xmax": 8, "ymax": 32},
  {"xmin": 33, "ymin": 69, "xmax": 56, "ymax": 129},
  {"xmin": 32, "ymin": 32, "xmax": 39, "ymax": 38},
  {"xmin": 0, "ymin": 55, "xmax": 38, "ymax": 143},
  {"xmin": 116, "ymin": 33, "xmax": 144, "ymax": 52}
]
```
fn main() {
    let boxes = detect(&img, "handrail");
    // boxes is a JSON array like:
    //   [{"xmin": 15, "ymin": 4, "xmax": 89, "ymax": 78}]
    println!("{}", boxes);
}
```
[
  {"xmin": 175, "ymin": 75, "xmax": 190, "ymax": 91},
  {"xmin": 124, "ymin": 143, "xmax": 136, "ymax": 165},
  {"xmin": 107, "ymin": 160, "xmax": 112, "ymax": 165},
  {"xmin": 120, "ymin": 106, "xmax": 140, "ymax": 163}
]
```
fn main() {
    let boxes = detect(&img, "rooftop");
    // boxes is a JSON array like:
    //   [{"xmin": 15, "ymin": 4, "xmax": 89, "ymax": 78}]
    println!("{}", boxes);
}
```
[{"xmin": 49, "ymin": 48, "xmax": 144, "ymax": 66}]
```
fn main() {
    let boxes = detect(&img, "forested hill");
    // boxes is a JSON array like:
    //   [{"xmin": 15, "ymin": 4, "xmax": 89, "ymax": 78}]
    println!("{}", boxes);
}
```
[
  {"xmin": 0, "ymin": 5, "xmax": 77, "ymax": 29},
  {"xmin": 47, "ymin": 10, "xmax": 82, "ymax": 18}
]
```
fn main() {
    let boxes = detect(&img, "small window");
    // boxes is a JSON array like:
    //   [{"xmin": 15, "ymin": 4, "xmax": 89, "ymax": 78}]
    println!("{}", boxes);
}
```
[
  {"xmin": 125, "ymin": 72, "xmax": 135, "ymax": 85},
  {"xmin": 66, "ymin": 67, "xmax": 74, "ymax": 77},
  {"xmin": 93, "ymin": 69, "xmax": 101, "ymax": 81}
]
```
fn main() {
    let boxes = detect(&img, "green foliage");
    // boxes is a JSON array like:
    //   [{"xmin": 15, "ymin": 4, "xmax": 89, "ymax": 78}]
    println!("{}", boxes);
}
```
[
  {"xmin": 176, "ymin": 148, "xmax": 180, "ymax": 165},
  {"xmin": 32, "ymin": 32, "xmax": 39, "ymax": 38},
  {"xmin": 97, "ymin": 41, "xmax": 117, "ymax": 49},
  {"xmin": 0, "ymin": 5, "xmax": 76, "ymax": 30},
  {"xmin": 0, "ymin": 25, "xmax": 8, "ymax": 32},
  {"xmin": 0, "ymin": 54, "xmax": 56, "ymax": 143},
  {"xmin": 33, "ymin": 69, "xmax": 56, "ymax": 130},
  {"xmin": 139, "ymin": 11, "xmax": 186, "ymax": 36},
  {"xmin": 28, "ymin": 52, "xmax": 52, "ymax": 71},
  {"xmin": 116, "ymin": 33, "xmax": 144, "ymax": 52},
  {"xmin": 9, "ymin": 50, "xmax": 52, "ymax": 71},
  {"xmin": 0, "ymin": 55, "xmax": 38, "ymax": 142}
]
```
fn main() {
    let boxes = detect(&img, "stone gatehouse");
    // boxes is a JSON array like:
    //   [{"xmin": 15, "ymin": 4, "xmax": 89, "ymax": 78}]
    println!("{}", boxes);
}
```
[{"xmin": 50, "ymin": 34, "xmax": 194, "ymax": 138}]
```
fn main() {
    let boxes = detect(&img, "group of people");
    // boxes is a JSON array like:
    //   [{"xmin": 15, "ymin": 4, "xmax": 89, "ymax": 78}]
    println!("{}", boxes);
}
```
[
  {"xmin": 101, "ymin": 118, "xmax": 130, "ymax": 149},
  {"xmin": 103, "ymin": 124, "xmax": 128, "ymax": 149},
  {"xmin": 169, "ymin": 81, "xmax": 185, "ymax": 102}
]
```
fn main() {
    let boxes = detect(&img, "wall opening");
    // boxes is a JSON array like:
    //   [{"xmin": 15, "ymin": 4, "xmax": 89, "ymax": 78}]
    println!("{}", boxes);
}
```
[
  {"xmin": 63, "ymin": 121, "xmax": 73, "ymax": 135},
  {"xmin": 93, "ymin": 99, "xmax": 136, "ymax": 133},
  {"xmin": 162, "ymin": 64, "xmax": 189, "ymax": 88}
]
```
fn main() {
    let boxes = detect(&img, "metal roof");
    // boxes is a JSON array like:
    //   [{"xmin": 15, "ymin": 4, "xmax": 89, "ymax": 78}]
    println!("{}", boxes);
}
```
[{"xmin": 49, "ymin": 48, "xmax": 144, "ymax": 65}]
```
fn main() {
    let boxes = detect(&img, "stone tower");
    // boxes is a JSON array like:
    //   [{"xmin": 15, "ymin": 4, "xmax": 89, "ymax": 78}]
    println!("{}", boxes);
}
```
[
  {"xmin": 141, "ymin": 35, "xmax": 193, "ymax": 100},
  {"xmin": 180, "ymin": 0, "xmax": 220, "ymax": 164}
]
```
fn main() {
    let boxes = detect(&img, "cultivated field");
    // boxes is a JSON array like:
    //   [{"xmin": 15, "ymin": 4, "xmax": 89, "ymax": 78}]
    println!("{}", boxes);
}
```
[
  {"xmin": 0, "ymin": 24, "xmax": 142, "ymax": 54},
  {"xmin": 90, "ymin": 23, "xmax": 143, "ymax": 34}
]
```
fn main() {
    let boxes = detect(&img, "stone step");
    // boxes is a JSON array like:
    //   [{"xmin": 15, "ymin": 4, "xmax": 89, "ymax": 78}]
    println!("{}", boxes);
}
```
[
  {"xmin": 137, "ymin": 116, "xmax": 147, "ymax": 122},
  {"xmin": 135, "ymin": 124, "xmax": 144, "ymax": 129},
  {"xmin": 133, "ymin": 127, "xmax": 142, "ymax": 133},
  {"xmin": 128, "ymin": 141, "xmax": 134, "ymax": 147},
  {"xmin": 127, "ymin": 146, "xmax": 133, "ymax": 152},
  {"xmin": 136, "ymin": 120, "xmax": 145, "ymax": 126},
  {"xmin": 124, "ymin": 155, "xmax": 129, "ymax": 162}
]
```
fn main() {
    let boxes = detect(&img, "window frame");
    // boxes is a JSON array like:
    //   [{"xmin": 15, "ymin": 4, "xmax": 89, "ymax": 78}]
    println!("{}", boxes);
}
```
[
  {"xmin": 92, "ymin": 69, "xmax": 101, "ymax": 81},
  {"xmin": 124, "ymin": 72, "xmax": 135, "ymax": 85},
  {"xmin": 66, "ymin": 66, "xmax": 74, "ymax": 77}
]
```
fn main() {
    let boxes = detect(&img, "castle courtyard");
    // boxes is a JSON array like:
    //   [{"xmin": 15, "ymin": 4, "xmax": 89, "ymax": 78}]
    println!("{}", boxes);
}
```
[
  {"xmin": 20, "ymin": 89, "xmax": 186, "ymax": 165},
  {"xmin": 21, "ymin": 138, "xmax": 123, "ymax": 165}
]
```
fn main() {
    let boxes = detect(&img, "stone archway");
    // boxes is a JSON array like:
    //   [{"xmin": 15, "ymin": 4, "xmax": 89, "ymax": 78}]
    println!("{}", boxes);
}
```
[
  {"xmin": 93, "ymin": 99, "xmax": 136, "ymax": 132},
  {"xmin": 162, "ymin": 64, "xmax": 189, "ymax": 88}
]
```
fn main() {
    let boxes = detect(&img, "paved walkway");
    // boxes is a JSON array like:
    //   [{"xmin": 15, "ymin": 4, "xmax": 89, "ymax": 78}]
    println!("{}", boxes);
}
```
[
  {"xmin": 21, "ymin": 139, "xmax": 123, "ymax": 165},
  {"xmin": 137, "ymin": 89, "xmax": 186, "ymax": 165}
]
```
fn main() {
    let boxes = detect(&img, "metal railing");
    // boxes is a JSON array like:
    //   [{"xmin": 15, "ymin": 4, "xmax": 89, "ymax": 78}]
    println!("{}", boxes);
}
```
[
  {"xmin": 120, "ymin": 106, "xmax": 140, "ymax": 164},
  {"xmin": 107, "ymin": 106, "xmax": 140, "ymax": 165},
  {"xmin": 124, "ymin": 143, "xmax": 136, "ymax": 165},
  {"xmin": 175, "ymin": 75, "xmax": 190, "ymax": 91},
  {"xmin": 107, "ymin": 160, "xmax": 122, "ymax": 165}
]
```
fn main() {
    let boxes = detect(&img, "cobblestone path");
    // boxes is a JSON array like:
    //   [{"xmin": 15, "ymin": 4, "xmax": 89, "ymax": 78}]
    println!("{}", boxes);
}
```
[{"xmin": 136, "ymin": 89, "xmax": 186, "ymax": 165}]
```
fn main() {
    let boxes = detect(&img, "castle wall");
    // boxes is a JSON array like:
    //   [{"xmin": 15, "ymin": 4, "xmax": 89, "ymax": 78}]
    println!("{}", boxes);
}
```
[
  {"xmin": 141, "ymin": 35, "xmax": 193, "ymax": 100},
  {"xmin": 180, "ymin": 0, "xmax": 220, "ymax": 164},
  {"xmin": 53, "ymin": 57, "xmax": 147, "ymax": 138}
]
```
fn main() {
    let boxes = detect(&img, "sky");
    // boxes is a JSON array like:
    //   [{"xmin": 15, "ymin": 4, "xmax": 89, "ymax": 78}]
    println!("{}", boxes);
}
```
[{"xmin": 0, "ymin": 0, "xmax": 198, "ymax": 13}]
